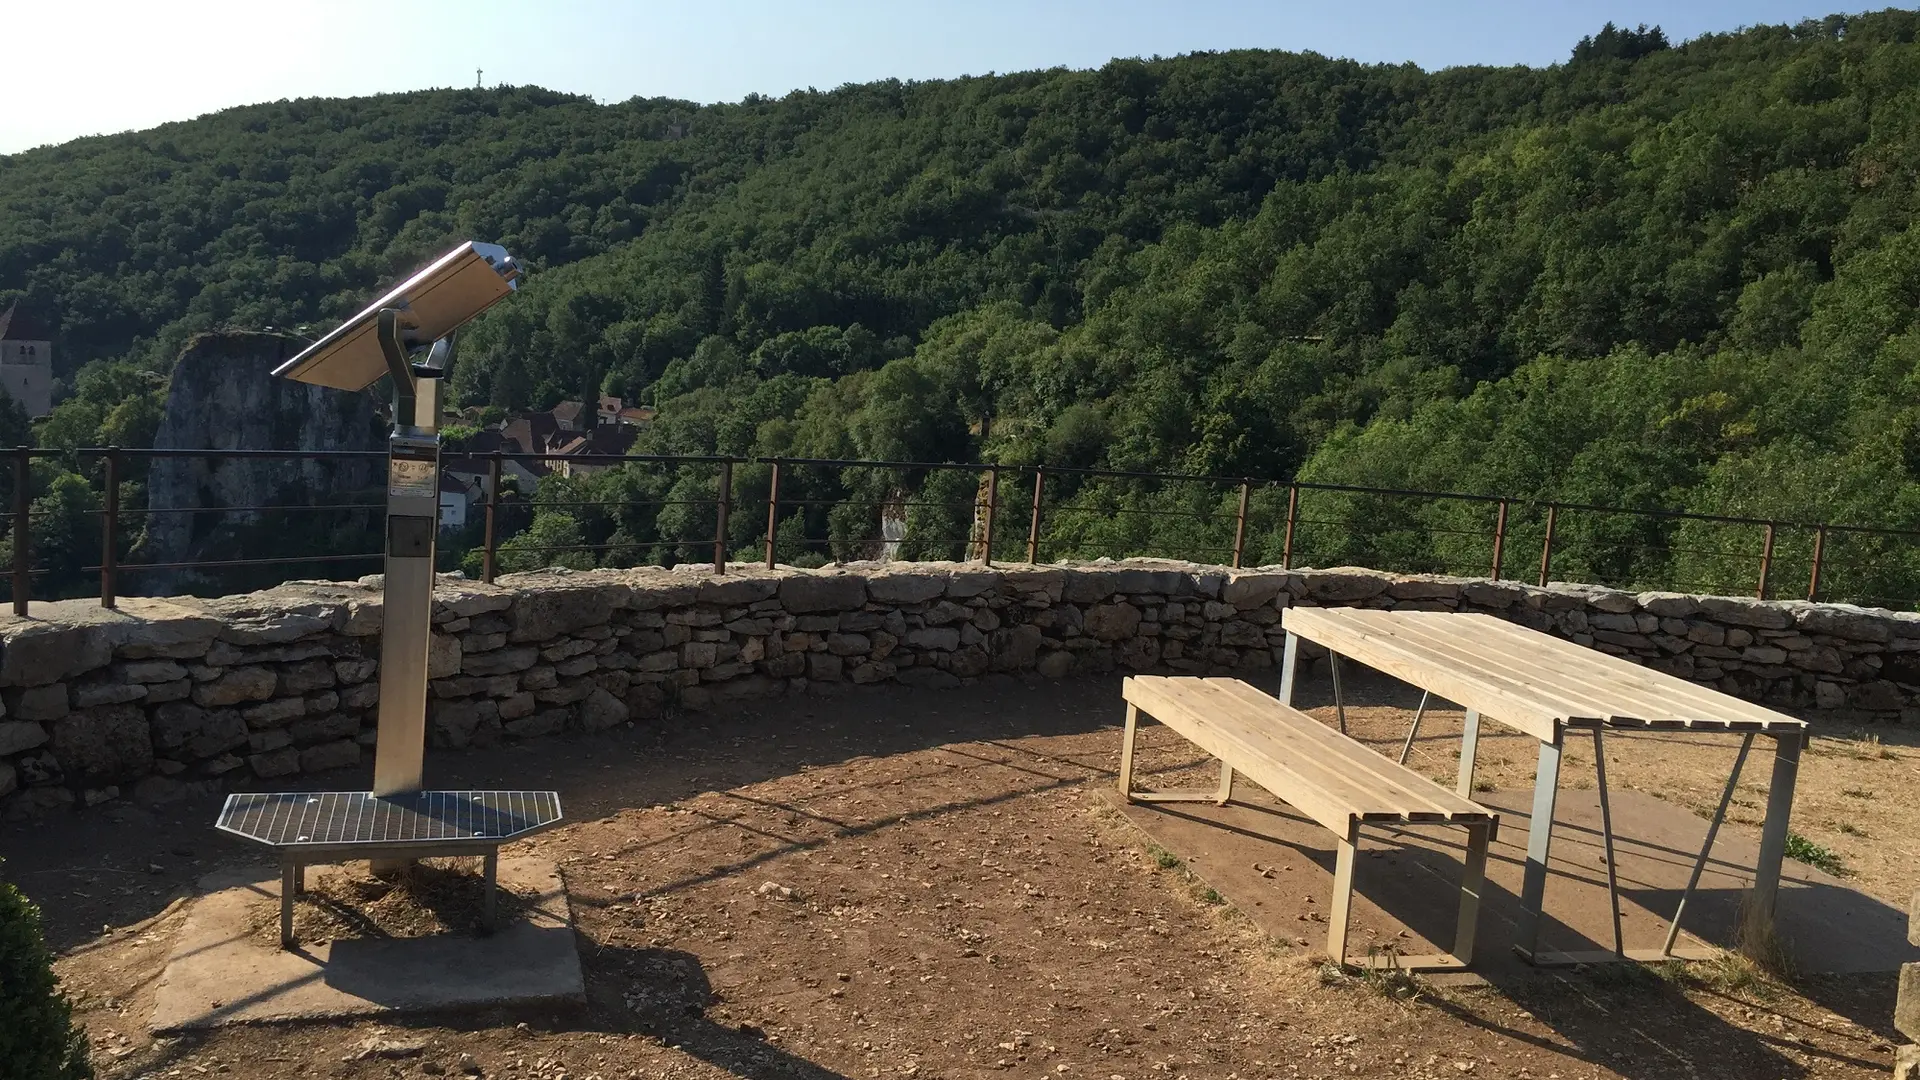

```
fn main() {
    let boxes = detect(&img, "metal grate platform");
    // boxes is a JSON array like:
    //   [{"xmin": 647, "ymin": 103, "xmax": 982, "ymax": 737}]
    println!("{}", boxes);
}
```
[
  {"xmin": 218, "ymin": 790, "xmax": 564, "ymax": 949},
  {"xmin": 217, "ymin": 790, "xmax": 562, "ymax": 854}
]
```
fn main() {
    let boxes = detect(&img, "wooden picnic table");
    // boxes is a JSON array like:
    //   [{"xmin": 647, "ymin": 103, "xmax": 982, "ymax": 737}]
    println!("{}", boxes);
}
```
[{"xmin": 1277, "ymin": 606, "xmax": 1810, "ymax": 965}]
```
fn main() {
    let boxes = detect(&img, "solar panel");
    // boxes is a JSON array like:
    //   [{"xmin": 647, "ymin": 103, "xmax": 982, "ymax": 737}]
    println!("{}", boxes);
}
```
[{"xmin": 216, "ymin": 790, "xmax": 562, "ymax": 849}]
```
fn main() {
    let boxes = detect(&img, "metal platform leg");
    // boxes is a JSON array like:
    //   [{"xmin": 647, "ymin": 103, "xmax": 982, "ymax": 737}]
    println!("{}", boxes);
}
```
[
  {"xmin": 483, "ymin": 851, "xmax": 499, "ymax": 931},
  {"xmin": 1514, "ymin": 732, "xmax": 1564, "ymax": 962},
  {"xmin": 1450, "ymin": 822, "xmax": 1491, "ymax": 965},
  {"xmin": 279, "ymin": 860, "xmax": 298, "ymax": 950},
  {"xmin": 1745, "ymin": 731, "xmax": 1804, "ymax": 949},
  {"xmin": 1278, "ymin": 632, "xmax": 1300, "ymax": 706},
  {"xmin": 1455, "ymin": 709, "xmax": 1481, "ymax": 798},
  {"xmin": 1328, "ymin": 817, "xmax": 1360, "ymax": 965},
  {"xmin": 1397, "ymin": 690, "xmax": 1431, "ymax": 765}
]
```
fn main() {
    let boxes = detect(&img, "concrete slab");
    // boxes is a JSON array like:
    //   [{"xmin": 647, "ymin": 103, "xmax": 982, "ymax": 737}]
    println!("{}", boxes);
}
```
[
  {"xmin": 1106, "ymin": 782, "xmax": 1920, "ymax": 983},
  {"xmin": 148, "ymin": 857, "xmax": 583, "ymax": 1032}
]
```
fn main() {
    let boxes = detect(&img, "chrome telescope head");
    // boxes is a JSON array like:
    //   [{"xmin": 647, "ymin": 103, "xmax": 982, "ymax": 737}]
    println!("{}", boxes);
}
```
[{"xmin": 272, "ymin": 241, "xmax": 521, "ymax": 392}]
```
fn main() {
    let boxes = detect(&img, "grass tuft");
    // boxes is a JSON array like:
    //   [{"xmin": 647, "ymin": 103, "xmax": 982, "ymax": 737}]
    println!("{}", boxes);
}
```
[{"xmin": 1783, "ymin": 831, "xmax": 1843, "ymax": 876}]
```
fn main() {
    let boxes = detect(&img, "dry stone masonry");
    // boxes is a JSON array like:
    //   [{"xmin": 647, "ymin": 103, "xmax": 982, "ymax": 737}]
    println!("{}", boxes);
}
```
[{"xmin": 1, "ymin": 560, "xmax": 1916, "ymax": 819}]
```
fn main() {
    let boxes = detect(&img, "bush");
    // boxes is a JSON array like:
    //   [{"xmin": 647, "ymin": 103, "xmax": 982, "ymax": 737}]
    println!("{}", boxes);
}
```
[{"xmin": 0, "ymin": 862, "xmax": 91, "ymax": 1080}]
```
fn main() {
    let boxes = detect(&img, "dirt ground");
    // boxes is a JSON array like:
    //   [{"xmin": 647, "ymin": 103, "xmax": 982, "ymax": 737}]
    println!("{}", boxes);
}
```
[{"xmin": 6, "ymin": 669, "xmax": 1913, "ymax": 1080}]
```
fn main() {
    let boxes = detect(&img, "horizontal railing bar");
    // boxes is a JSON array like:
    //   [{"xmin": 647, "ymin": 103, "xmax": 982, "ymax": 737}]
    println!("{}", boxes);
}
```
[
  {"xmin": 97, "ymin": 553, "xmax": 383, "ymax": 572},
  {"xmin": 76, "ymin": 448, "xmax": 389, "ymax": 460}
]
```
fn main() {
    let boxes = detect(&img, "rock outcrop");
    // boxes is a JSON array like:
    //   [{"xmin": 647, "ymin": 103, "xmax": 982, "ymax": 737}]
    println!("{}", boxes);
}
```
[{"xmin": 142, "ymin": 331, "xmax": 384, "ymax": 593}]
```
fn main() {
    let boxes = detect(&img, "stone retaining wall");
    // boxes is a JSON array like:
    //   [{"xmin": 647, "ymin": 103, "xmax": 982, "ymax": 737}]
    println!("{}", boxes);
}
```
[{"xmin": 2, "ymin": 560, "xmax": 1916, "ymax": 819}]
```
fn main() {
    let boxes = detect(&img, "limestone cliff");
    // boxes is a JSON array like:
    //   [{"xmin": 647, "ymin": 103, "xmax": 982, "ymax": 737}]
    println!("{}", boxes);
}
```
[{"xmin": 141, "ymin": 331, "xmax": 385, "ymax": 593}]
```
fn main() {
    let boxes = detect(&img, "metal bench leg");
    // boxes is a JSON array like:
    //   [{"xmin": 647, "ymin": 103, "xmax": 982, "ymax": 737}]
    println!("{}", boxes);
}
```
[
  {"xmin": 1327, "ymin": 818, "xmax": 1359, "ymax": 965},
  {"xmin": 280, "ymin": 859, "xmax": 298, "ymax": 950},
  {"xmin": 1450, "ymin": 822, "xmax": 1490, "ymax": 966},
  {"xmin": 1397, "ymin": 690, "xmax": 1430, "ymax": 765},
  {"xmin": 1120, "ymin": 702, "xmax": 1242, "ymax": 804},
  {"xmin": 1328, "ymin": 651, "xmax": 1348, "ymax": 734},
  {"xmin": 1118, "ymin": 704, "xmax": 1141, "ymax": 800},
  {"xmin": 1277, "ymin": 633, "xmax": 1300, "ymax": 706},
  {"xmin": 1455, "ymin": 709, "xmax": 1481, "ymax": 798},
  {"xmin": 484, "ymin": 851, "xmax": 499, "ymax": 932},
  {"xmin": 1514, "ymin": 733, "xmax": 1563, "ymax": 963}
]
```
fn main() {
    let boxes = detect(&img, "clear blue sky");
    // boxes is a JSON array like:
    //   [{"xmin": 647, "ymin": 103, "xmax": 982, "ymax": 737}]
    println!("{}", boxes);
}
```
[{"xmin": 1, "ymin": 0, "xmax": 1868, "ymax": 154}]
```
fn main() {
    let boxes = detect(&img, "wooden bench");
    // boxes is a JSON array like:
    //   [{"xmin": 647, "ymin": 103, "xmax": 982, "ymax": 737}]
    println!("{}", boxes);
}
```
[{"xmin": 1120, "ymin": 676, "xmax": 1499, "ymax": 971}]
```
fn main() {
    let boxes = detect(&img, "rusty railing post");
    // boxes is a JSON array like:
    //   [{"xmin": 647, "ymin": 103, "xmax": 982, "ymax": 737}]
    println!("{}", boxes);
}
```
[
  {"xmin": 1281, "ymin": 483, "xmax": 1298, "ymax": 570},
  {"xmin": 713, "ymin": 459, "xmax": 732, "ymax": 575},
  {"xmin": 1537, "ymin": 503, "xmax": 1557, "ymax": 588},
  {"xmin": 481, "ymin": 453, "xmax": 502, "ymax": 584},
  {"xmin": 1025, "ymin": 468, "xmax": 1044, "ymax": 564},
  {"xmin": 100, "ymin": 448, "xmax": 119, "ymax": 608},
  {"xmin": 764, "ymin": 461, "xmax": 781, "ymax": 570},
  {"xmin": 1757, "ymin": 522, "xmax": 1776, "ymax": 599},
  {"xmin": 1807, "ymin": 525, "xmax": 1826, "ymax": 602},
  {"xmin": 980, "ymin": 467, "xmax": 998, "ymax": 567},
  {"xmin": 1490, "ymin": 499, "xmax": 1509, "ymax": 580},
  {"xmin": 12, "ymin": 446, "xmax": 29, "ymax": 616},
  {"xmin": 1231, "ymin": 480, "xmax": 1251, "ymax": 569}
]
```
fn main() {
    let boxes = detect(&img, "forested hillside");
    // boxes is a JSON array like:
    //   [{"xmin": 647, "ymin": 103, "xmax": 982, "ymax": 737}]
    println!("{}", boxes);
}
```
[{"xmin": 4, "ymin": 12, "xmax": 1920, "ymax": 598}]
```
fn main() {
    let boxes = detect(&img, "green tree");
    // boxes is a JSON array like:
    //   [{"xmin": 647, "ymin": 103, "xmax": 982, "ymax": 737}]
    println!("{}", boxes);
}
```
[{"xmin": 0, "ymin": 862, "xmax": 93, "ymax": 1080}]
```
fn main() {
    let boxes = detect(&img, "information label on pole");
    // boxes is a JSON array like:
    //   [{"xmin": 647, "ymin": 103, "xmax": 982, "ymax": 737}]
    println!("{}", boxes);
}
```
[{"xmin": 389, "ymin": 455, "xmax": 438, "ymax": 499}]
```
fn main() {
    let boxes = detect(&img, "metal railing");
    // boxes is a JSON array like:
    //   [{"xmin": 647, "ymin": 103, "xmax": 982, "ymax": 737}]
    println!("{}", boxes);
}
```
[{"xmin": 0, "ymin": 446, "xmax": 1915, "ymax": 612}]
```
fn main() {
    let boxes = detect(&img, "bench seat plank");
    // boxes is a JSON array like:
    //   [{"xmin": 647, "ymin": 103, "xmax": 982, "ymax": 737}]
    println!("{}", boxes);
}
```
[{"xmin": 1124, "ymin": 676, "xmax": 1495, "ymax": 833}]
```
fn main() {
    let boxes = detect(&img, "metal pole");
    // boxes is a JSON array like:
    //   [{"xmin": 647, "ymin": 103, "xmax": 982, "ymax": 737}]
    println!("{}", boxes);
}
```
[
  {"xmin": 1757, "ymin": 522, "xmax": 1775, "ymax": 600},
  {"xmin": 764, "ymin": 461, "xmax": 781, "ymax": 570},
  {"xmin": 482, "ymin": 453, "xmax": 501, "ymax": 584},
  {"xmin": 1537, "ymin": 504, "xmax": 1557, "ymax": 587},
  {"xmin": 12, "ymin": 446, "xmax": 28, "ymax": 616},
  {"xmin": 1026, "ymin": 468, "xmax": 1044, "ymax": 564},
  {"xmin": 1282, "ymin": 484, "xmax": 1298, "ymax": 570},
  {"xmin": 100, "ymin": 448, "xmax": 119, "ymax": 608},
  {"xmin": 1232, "ymin": 480, "xmax": 1251, "ymax": 569},
  {"xmin": 981, "ymin": 467, "xmax": 998, "ymax": 567},
  {"xmin": 1490, "ymin": 499, "xmax": 1509, "ymax": 581},
  {"xmin": 713, "ymin": 460, "xmax": 732, "ymax": 575},
  {"xmin": 1807, "ymin": 526, "xmax": 1825, "ymax": 601}
]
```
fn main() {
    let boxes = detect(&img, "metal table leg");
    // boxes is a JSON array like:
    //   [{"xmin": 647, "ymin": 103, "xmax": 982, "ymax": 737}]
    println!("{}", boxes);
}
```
[
  {"xmin": 1664, "ymin": 733, "xmax": 1753, "ymax": 956},
  {"xmin": 1591, "ymin": 727, "xmax": 1623, "ymax": 958},
  {"xmin": 1278, "ymin": 632, "xmax": 1300, "ymax": 706},
  {"xmin": 1745, "ymin": 731, "xmax": 1804, "ymax": 950},
  {"xmin": 1397, "ymin": 690, "xmax": 1431, "ymax": 765},
  {"xmin": 1513, "ymin": 730, "xmax": 1564, "ymax": 962},
  {"xmin": 1455, "ymin": 710, "xmax": 1481, "ymax": 798},
  {"xmin": 1328, "ymin": 651, "xmax": 1348, "ymax": 734}
]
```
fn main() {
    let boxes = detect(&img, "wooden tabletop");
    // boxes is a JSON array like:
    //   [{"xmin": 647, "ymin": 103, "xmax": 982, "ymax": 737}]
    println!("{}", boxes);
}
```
[{"xmin": 1282, "ymin": 607, "xmax": 1808, "ymax": 743}]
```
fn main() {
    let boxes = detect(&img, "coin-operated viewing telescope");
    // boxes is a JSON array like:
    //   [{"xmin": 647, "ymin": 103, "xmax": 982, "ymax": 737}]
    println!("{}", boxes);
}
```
[
  {"xmin": 274, "ymin": 241, "xmax": 522, "ymax": 798},
  {"xmin": 220, "ymin": 243, "xmax": 561, "ymax": 948}
]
